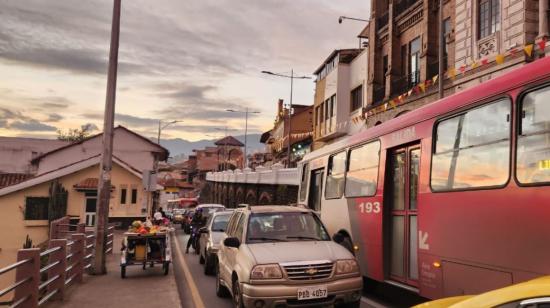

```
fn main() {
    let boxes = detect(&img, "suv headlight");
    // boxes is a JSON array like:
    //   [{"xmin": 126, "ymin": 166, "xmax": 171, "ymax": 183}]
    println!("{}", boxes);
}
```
[
  {"xmin": 250, "ymin": 264, "xmax": 283, "ymax": 279},
  {"xmin": 335, "ymin": 259, "xmax": 359, "ymax": 275}
]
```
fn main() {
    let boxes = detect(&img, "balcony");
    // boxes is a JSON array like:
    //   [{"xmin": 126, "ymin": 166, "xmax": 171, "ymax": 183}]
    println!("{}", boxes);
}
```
[
  {"xmin": 394, "ymin": 0, "xmax": 421, "ymax": 18},
  {"xmin": 373, "ymin": 85, "xmax": 386, "ymax": 104},
  {"xmin": 391, "ymin": 71, "xmax": 420, "ymax": 96},
  {"xmin": 377, "ymin": 12, "xmax": 389, "ymax": 30}
]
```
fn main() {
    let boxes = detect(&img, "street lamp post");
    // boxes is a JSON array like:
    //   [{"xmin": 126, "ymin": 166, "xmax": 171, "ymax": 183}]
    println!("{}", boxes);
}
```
[
  {"xmin": 261, "ymin": 70, "xmax": 311, "ymax": 168},
  {"xmin": 157, "ymin": 120, "xmax": 182, "ymax": 144},
  {"xmin": 226, "ymin": 109, "xmax": 260, "ymax": 169}
]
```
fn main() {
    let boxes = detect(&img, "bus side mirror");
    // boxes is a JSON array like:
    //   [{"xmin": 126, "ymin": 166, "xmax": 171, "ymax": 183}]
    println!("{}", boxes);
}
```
[{"xmin": 332, "ymin": 233, "xmax": 344, "ymax": 244}]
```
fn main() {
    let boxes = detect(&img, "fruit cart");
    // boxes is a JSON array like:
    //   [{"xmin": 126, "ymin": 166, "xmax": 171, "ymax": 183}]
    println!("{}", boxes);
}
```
[{"xmin": 120, "ymin": 229, "xmax": 171, "ymax": 278}]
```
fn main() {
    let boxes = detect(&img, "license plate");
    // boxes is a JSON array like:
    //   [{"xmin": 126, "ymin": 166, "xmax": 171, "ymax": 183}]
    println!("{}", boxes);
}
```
[{"xmin": 297, "ymin": 285, "xmax": 328, "ymax": 300}]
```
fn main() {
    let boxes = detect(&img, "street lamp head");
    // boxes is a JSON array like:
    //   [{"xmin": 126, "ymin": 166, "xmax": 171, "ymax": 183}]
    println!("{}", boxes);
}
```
[
  {"xmin": 261, "ymin": 70, "xmax": 274, "ymax": 75},
  {"xmin": 338, "ymin": 16, "xmax": 344, "ymax": 24},
  {"xmin": 226, "ymin": 109, "xmax": 235, "ymax": 112}
]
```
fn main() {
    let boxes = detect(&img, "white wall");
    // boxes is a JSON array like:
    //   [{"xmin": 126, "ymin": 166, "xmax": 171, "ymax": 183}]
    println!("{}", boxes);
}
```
[
  {"xmin": 0, "ymin": 137, "xmax": 68, "ymax": 173},
  {"xmin": 348, "ymin": 49, "xmax": 368, "ymax": 135}
]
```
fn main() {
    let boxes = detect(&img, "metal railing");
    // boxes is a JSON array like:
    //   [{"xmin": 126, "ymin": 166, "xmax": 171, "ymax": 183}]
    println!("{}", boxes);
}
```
[
  {"xmin": 0, "ymin": 217, "xmax": 115, "ymax": 307},
  {"xmin": 394, "ymin": 0, "xmax": 421, "ymax": 17}
]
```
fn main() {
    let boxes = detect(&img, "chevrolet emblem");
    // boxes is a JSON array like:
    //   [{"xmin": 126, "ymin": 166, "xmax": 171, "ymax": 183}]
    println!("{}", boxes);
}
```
[{"xmin": 304, "ymin": 268, "xmax": 318, "ymax": 275}]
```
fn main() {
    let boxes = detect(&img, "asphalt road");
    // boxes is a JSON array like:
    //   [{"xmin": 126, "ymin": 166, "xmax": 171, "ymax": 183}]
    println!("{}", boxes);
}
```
[{"xmin": 171, "ymin": 229, "xmax": 424, "ymax": 308}]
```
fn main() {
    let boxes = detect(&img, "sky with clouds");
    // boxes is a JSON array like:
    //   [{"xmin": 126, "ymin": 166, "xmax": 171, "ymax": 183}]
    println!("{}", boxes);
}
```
[{"xmin": 0, "ymin": 0, "xmax": 369, "ymax": 141}]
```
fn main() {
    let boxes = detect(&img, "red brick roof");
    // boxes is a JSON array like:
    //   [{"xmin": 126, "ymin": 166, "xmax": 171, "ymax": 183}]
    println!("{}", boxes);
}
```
[
  {"xmin": 73, "ymin": 178, "xmax": 99, "ymax": 189},
  {"xmin": 0, "ymin": 173, "xmax": 34, "ymax": 189}
]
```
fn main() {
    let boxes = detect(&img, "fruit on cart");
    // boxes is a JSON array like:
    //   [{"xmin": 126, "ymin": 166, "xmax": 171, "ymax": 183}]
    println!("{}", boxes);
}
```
[{"xmin": 132, "ymin": 220, "xmax": 142, "ymax": 228}]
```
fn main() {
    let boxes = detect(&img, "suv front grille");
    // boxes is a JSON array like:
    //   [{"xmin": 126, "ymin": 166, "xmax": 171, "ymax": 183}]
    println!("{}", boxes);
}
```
[{"xmin": 282, "ymin": 262, "xmax": 334, "ymax": 281}]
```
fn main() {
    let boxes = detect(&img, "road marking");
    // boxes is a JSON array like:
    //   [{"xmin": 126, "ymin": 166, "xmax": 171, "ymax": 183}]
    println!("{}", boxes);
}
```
[
  {"xmin": 173, "ymin": 233, "xmax": 206, "ymax": 308},
  {"xmin": 419, "ymin": 231, "xmax": 430, "ymax": 250}
]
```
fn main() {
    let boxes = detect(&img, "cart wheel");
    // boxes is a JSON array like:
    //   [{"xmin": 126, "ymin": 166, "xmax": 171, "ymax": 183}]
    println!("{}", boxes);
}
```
[
  {"xmin": 142, "ymin": 263, "xmax": 146, "ymax": 270},
  {"xmin": 121, "ymin": 265, "xmax": 126, "ymax": 279},
  {"xmin": 163, "ymin": 262, "xmax": 170, "ymax": 275}
]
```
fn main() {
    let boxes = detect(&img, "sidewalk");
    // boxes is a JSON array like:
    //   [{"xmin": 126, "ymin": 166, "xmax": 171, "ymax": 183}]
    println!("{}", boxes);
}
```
[{"xmin": 52, "ymin": 230, "xmax": 181, "ymax": 308}]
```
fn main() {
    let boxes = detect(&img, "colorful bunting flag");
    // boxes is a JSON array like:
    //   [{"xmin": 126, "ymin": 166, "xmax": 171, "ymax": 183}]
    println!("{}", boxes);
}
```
[
  {"xmin": 524, "ymin": 44, "xmax": 534, "ymax": 57},
  {"xmin": 495, "ymin": 54, "xmax": 505, "ymax": 64},
  {"xmin": 471, "ymin": 61, "xmax": 479, "ymax": 69},
  {"xmin": 459, "ymin": 65, "xmax": 466, "ymax": 73},
  {"xmin": 481, "ymin": 59, "xmax": 488, "ymax": 65},
  {"xmin": 432, "ymin": 75, "xmax": 439, "ymax": 84},
  {"xmin": 419, "ymin": 83, "xmax": 426, "ymax": 92},
  {"xmin": 407, "ymin": 89, "xmax": 413, "ymax": 96},
  {"xmin": 537, "ymin": 40, "xmax": 546, "ymax": 53},
  {"xmin": 448, "ymin": 68, "xmax": 456, "ymax": 79}
]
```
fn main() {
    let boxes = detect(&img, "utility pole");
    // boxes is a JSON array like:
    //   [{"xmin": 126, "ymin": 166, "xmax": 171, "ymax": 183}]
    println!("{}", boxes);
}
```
[
  {"xmin": 438, "ymin": 0, "xmax": 445, "ymax": 99},
  {"xmin": 94, "ymin": 0, "xmax": 121, "ymax": 275},
  {"xmin": 244, "ymin": 107, "xmax": 248, "ymax": 169},
  {"xmin": 287, "ymin": 70, "xmax": 294, "ymax": 168}
]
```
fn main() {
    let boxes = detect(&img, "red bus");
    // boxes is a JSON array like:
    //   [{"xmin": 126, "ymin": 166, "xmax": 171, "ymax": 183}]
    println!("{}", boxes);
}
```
[{"xmin": 298, "ymin": 56, "xmax": 550, "ymax": 299}]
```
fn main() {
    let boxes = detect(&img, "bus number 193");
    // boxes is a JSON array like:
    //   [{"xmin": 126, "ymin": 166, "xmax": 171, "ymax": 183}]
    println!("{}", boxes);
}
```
[{"xmin": 358, "ymin": 202, "xmax": 381, "ymax": 214}]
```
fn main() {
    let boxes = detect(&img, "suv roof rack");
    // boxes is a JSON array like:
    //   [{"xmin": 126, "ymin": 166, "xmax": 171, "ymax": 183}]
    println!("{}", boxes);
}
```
[
  {"xmin": 237, "ymin": 203, "xmax": 251, "ymax": 210},
  {"xmin": 288, "ymin": 203, "xmax": 308, "ymax": 209}
]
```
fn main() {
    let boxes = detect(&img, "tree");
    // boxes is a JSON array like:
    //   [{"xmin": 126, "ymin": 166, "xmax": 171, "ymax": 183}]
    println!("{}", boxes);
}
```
[{"xmin": 57, "ymin": 123, "xmax": 96, "ymax": 142}]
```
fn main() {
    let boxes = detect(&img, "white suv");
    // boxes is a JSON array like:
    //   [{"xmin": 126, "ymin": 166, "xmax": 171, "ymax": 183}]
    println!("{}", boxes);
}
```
[{"xmin": 216, "ymin": 205, "xmax": 362, "ymax": 308}]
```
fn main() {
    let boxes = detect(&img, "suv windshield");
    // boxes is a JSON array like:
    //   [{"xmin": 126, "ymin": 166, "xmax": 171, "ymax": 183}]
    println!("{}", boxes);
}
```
[
  {"xmin": 211, "ymin": 214, "xmax": 231, "ymax": 232},
  {"xmin": 246, "ymin": 212, "xmax": 330, "ymax": 243}
]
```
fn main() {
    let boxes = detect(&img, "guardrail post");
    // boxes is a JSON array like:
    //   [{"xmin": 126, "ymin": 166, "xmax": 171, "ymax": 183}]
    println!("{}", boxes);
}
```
[
  {"xmin": 47, "ymin": 239, "xmax": 67, "ymax": 301},
  {"xmin": 49, "ymin": 220, "xmax": 59, "ymax": 240},
  {"xmin": 85, "ymin": 230, "xmax": 95, "ymax": 273},
  {"xmin": 13, "ymin": 248, "xmax": 40, "ymax": 308},
  {"xmin": 70, "ymin": 234, "xmax": 85, "ymax": 283},
  {"xmin": 106, "ymin": 226, "xmax": 114, "ymax": 254},
  {"xmin": 76, "ymin": 223, "xmax": 86, "ymax": 234}
]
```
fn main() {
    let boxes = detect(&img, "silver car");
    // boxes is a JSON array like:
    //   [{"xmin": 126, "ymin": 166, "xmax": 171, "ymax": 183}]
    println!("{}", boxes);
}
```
[
  {"xmin": 216, "ymin": 205, "xmax": 363, "ymax": 308},
  {"xmin": 198, "ymin": 210, "xmax": 233, "ymax": 275}
]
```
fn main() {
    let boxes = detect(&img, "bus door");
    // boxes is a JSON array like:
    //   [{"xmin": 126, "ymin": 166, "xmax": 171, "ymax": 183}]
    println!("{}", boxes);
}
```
[
  {"xmin": 308, "ymin": 168, "xmax": 324, "ymax": 211},
  {"xmin": 386, "ymin": 144, "xmax": 420, "ymax": 287}
]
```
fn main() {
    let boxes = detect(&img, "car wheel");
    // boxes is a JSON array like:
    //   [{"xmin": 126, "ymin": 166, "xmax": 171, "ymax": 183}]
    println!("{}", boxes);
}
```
[
  {"xmin": 120, "ymin": 265, "xmax": 126, "ymax": 279},
  {"xmin": 215, "ymin": 264, "xmax": 230, "ymax": 298},
  {"xmin": 199, "ymin": 251, "xmax": 205, "ymax": 264},
  {"xmin": 232, "ymin": 278, "xmax": 244, "ymax": 308},
  {"xmin": 204, "ymin": 253, "xmax": 214, "ymax": 275}
]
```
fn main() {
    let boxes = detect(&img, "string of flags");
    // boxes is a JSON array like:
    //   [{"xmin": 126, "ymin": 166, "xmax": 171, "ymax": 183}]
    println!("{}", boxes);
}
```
[{"xmin": 366, "ymin": 39, "xmax": 548, "ymax": 117}]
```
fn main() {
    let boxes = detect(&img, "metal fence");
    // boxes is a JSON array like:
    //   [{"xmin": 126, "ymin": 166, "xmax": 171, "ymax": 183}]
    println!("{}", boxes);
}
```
[{"xmin": 0, "ymin": 217, "xmax": 114, "ymax": 308}]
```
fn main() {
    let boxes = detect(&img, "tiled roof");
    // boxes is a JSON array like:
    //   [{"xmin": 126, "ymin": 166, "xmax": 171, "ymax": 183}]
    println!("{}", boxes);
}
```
[
  {"xmin": 214, "ymin": 136, "xmax": 244, "ymax": 147},
  {"xmin": 74, "ymin": 178, "xmax": 99, "ymax": 189},
  {"xmin": 0, "ymin": 173, "xmax": 34, "ymax": 189}
]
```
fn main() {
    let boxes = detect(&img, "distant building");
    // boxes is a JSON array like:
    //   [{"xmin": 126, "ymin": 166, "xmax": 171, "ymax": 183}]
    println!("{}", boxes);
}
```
[
  {"xmin": 261, "ymin": 99, "xmax": 313, "ymax": 167},
  {"xmin": 214, "ymin": 136, "xmax": 244, "ymax": 170},
  {"xmin": 312, "ymin": 48, "xmax": 368, "ymax": 150}
]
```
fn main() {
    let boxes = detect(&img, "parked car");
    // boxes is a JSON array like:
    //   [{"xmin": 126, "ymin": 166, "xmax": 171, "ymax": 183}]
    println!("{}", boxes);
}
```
[
  {"xmin": 198, "ymin": 210, "xmax": 234, "ymax": 275},
  {"xmin": 216, "ymin": 205, "xmax": 362, "ymax": 308},
  {"xmin": 413, "ymin": 275, "xmax": 550, "ymax": 308},
  {"xmin": 172, "ymin": 209, "xmax": 187, "ymax": 226},
  {"xmin": 196, "ymin": 203, "xmax": 226, "ymax": 219}
]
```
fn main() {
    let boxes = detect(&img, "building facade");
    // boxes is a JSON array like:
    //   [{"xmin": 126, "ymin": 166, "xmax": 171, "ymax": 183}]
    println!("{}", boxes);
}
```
[
  {"xmin": 261, "ymin": 99, "xmax": 313, "ymax": 167},
  {"xmin": 312, "ymin": 48, "xmax": 368, "ymax": 150},
  {"xmin": 363, "ymin": 0, "xmax": 549, "ymax": 126}
]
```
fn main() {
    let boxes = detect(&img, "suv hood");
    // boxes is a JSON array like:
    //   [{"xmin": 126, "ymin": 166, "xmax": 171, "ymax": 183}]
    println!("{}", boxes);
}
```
[{"xmin": 247, "ymin": 241, "xmax": 353, "ymax": 264}]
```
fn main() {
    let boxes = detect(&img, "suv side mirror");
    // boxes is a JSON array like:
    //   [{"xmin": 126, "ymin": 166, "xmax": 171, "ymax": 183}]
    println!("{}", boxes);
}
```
[
  {"xmin": 332, "ymin": 233, "xmax": 344, "ymax": 244},
  {"xmin": 224, "ymin": 237, "xmax": 240, "ymax": 248},
  {"xmin": 199, "ymin": 227, "xmax": 209, "ymax": 234}
]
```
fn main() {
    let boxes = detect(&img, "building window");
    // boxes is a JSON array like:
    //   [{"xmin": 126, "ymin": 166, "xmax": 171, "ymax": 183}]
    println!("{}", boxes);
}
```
[
  {"xmin": 131, "ymin": 189, "xmax": 138, "ymax": 204},
  {"xmin": 479, "ymin": 0, "xmax": 500, "ymax": 39},
  {"xmin": 319, "ymin": 103, "xmax": 324, "ymax": 125},
  {"xmin": 444, "ymin": 18, "xmax": 451, "ymax": 68},
  {"xmin": 431, "ymin": 98, "xmax": 510, "ymax": 191},
  {"xmin": 325, "ymin": 99, "xmax": 331, "ymax": 121},
  {"xmin": 345, "ymin": 141, "xmax": 380, "ymax": 197},
  {"xmin": 330, "ymin": 95, "xmax": 336, "ymax": 118},
  {"xmin": 120, "ymin": 188, "xmax": 127, "ymax": 204},
  {"xmin": 25, "ymin": 197, "xmax": 49, "ymax": 220},
  {"xmin": 409, "ymin": 37, "xmax": 421, "ymax": 86},
  {"xmin": 351, "ymin": 86, "xmax": 363, "ymax": 112},
  {"xmin": 325, "ymin": 151, "xmax": 347, "ymax": 199},
  {"xmin": 517, "ymin": 86, "xmax": 550, "ymax": 184}
]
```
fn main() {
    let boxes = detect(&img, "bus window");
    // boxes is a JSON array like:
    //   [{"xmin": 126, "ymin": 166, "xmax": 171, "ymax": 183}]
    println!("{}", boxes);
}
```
[
  {"xmin": 325, "ymin": 151, "xmax": 347, "ymax": 199},
  {"xmin": 517, "ymin": 86, "xmax": 550, "ymax": 184},
  {"xmin": 345, "ymin": 141, "xmax": 380, "ymax": 197},
  {"xmin": 431, "ymin": 98, "xmax": 511, "ymax": 191},
  {"xmin": 299, "ymin": 163, "xmax": 309, "ymax": 201}
]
